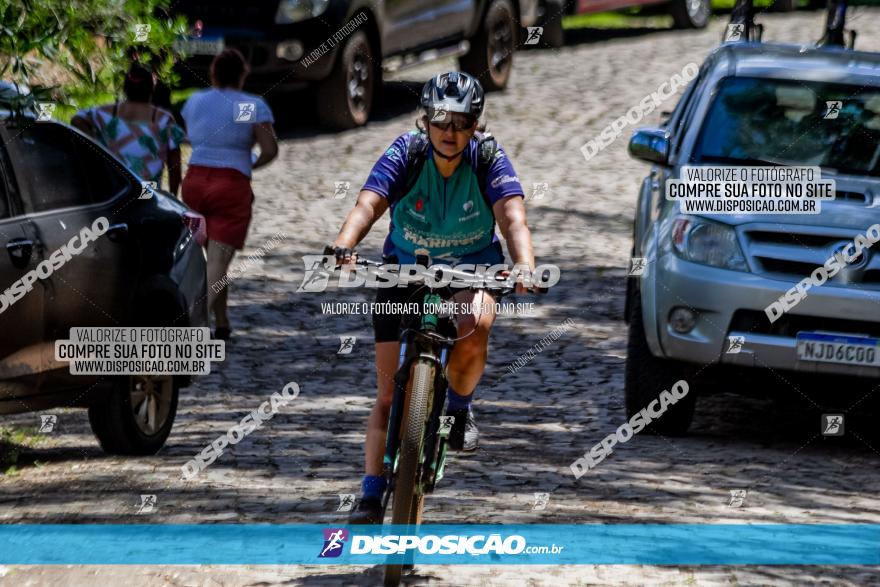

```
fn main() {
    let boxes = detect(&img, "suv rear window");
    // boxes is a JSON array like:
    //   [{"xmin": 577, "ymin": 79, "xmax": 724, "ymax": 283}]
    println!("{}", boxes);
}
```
[
  {"xmin": 8, "ymin": 123, "xmax": 129, "ymax": 214},
  {"xmin": 693, "ymin": 77, "xmax": 880, "ymax": 176}
]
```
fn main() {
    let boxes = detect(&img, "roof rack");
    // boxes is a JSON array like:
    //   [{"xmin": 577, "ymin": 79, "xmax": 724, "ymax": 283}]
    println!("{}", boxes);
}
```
[
  {"xmin": 725, "ymin": 0, "xmax": 763, "ymax": 43},
  {"xmin": 819, "ymin": 0, "xmax": 857, "ymax": 49},
  {"xmin": 725, "ymin": 0, "xmax": 858, "ymax": 50}
]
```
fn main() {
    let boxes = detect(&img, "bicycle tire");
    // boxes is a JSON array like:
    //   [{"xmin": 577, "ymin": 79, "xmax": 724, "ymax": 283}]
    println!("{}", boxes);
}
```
[{"xmin": 385, "ymin": 358, "xmax": 435, "ymax": 586}]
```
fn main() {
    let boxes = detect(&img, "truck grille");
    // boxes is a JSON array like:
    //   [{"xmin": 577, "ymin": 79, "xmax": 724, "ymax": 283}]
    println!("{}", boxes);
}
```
[
  {"xmin": 741, "ymin": 224, "xmax": 880, "ymax": 290},
  {"xmin": 731, "ymin": 310, "xmax": 880, "ymax": 337}
]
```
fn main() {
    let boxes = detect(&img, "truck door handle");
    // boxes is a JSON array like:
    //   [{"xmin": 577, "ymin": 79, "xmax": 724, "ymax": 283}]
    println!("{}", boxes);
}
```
[{"xmin": 6, "ymin": 238, "xmax": 34, "ymax": 269}]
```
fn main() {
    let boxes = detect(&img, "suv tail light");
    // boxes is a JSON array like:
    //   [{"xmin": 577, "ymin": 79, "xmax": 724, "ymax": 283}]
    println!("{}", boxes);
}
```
[{"xmin": 182, "ymin": 211, "xmax": 207, "ymax": 247}]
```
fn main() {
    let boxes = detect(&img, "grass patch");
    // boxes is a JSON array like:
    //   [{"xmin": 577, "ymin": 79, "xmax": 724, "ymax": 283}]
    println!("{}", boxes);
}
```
[
  {"xmin": 712, "ymin": 0, "xmax": 804, "ymax": 8},
  {"xmin": 563, "ymin": 11, "xmax": 671, "ymax": 29},
  {"xmin": 712, "ymin": 0, "xmax": 774, "ymax": 8},
  {"xmin": 562, "ymin": 0, "xmax": 810, "ymax": 31},
  {"xmin": 0, "ymin": 426, "xmax": 45, "ymax": 475}
]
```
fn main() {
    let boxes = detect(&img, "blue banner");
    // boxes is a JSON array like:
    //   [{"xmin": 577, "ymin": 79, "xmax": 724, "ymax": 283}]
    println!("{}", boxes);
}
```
[{"xmin": 1, "ymin": 524, "xmax": 878, "ymax": 565}]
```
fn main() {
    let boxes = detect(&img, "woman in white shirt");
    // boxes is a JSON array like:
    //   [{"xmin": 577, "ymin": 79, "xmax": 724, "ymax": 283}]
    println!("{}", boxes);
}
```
[{"xmin": 181, "ymin": 49, "xmax": 279, "ymax": 340}]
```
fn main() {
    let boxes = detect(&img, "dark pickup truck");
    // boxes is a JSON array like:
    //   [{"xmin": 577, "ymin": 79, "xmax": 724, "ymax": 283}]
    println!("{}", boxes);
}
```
[{"xmin": 174, "ymin": 0, "xmax": 545, "ymax": 129}]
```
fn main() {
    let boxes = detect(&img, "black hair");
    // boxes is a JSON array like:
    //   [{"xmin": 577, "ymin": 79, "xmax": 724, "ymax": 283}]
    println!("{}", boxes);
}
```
[
  {"xmin": 123, "ymin": 63, "xmax": 155, "ymax": 103},
  {"xmin": 211, "ymin": 49, "xmax": 249, "ymax": 88}
]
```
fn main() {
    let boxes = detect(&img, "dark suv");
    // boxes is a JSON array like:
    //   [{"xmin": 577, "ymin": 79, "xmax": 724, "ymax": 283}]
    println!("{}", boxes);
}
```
[
  {"xmin": 174, "ymin": 0, "xmax": 541, "ymax": 128},
  {"xmin": 0, "ymin": 113, "xmax": 207, "ymax": 455}
]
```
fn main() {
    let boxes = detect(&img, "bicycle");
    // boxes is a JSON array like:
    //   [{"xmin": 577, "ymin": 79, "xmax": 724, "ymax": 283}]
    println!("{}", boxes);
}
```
[{"xmin": 327, "ymin": 254, "xmax": 512, "ymax": 586}]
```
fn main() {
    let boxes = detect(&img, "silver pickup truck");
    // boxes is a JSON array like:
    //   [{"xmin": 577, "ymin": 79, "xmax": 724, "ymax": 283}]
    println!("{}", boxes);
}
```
[{"xmin": 626, "ymin": 41, "xmax": 880, "ymax": 434}]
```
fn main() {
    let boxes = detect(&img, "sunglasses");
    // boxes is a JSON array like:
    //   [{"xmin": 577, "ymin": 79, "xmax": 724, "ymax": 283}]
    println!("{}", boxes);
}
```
[{"xmin": 427, "ymin": 112, "xmax": 477, "ymax": 132}]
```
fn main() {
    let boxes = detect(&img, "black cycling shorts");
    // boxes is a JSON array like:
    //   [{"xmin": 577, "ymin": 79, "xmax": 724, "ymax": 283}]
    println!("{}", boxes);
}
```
[
  {"xmin": 372, "ymin": 285, "xmax": 507, "ymax": 343},
  {"xmin": 372, "ymin": 283, "xmax": 429, "ymax": 343},
  {"xmin": 372, "ymin": 246, "xmax": 507, "ymax": 343}
]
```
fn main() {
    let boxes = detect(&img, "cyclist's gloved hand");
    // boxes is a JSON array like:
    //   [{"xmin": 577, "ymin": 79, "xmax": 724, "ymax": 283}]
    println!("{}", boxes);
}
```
[
  {"xmin": 500, "ymin": 267, "xmax": 548, "ymax": 295},
  {"xmin": 323, "ymin": 243, "xmax": 358, "ymax": 268},
  {"xmin": 516, "ymin": 279, "xmax": 548, "ymax": 295},
  {"xmin": 529, "ymin": 278, "xmax": 549, "ymax": 295}
]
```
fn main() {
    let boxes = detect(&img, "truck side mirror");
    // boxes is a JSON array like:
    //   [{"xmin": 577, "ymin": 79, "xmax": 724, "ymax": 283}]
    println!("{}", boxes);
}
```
[{"xmin": 628, "ymin": 128, "xmax": 670, "ymax": 165}]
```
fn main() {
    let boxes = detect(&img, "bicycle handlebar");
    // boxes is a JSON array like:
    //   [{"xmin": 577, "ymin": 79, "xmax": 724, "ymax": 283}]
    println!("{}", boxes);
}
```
[{"xmin": 325, "ymin": 255, "xmax": 515, "ymax": 293}]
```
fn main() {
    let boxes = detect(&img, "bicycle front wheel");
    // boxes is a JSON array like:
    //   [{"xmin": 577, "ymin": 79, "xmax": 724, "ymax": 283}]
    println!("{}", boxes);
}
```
[{"xmin": 386, "ymin": 358, "xmax": 435, "ymax": 586}]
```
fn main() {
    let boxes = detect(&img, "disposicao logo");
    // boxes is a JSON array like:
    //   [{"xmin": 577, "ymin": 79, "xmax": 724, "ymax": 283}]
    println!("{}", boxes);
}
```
[{"xmin": 319, "ymin": 528, "xmax": 349, "ymax": 558}]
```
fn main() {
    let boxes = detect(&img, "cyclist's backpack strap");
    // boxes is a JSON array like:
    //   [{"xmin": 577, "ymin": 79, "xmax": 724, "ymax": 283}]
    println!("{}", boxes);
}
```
[
  {"xmin": 474, "ymin": 132, "xmax": 498, "ymax": 214},
  {"xmin": 401, "ymin": 132, "xmax": 430, "ymax": 200},
  {"xmin": 400, "ymin": 131, "xmax": 498, "ymax": 215}
]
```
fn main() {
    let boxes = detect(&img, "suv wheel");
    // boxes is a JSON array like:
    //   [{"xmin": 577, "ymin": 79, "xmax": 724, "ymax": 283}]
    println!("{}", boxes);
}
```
[
  {"xmin": 460, "ymin": 0, "xmax": 516, "ymax": 91},
  {"xmin": 316, "ymin": 29, "xmax": 375, "ymax": 129},
  {"xmin": 624, "ymin": 283, "xmax": 696, "ymax": 436},
  {"xmin": 669, "ymin": 0, "xmax": 711, "ymax": 29},
  {"xmin": 535, "ymin": 0, "xmax": 565, "ymax": 48},
  {"xmin": 88, "ymin": 374, "xmax": 179, "ymax": 455}
]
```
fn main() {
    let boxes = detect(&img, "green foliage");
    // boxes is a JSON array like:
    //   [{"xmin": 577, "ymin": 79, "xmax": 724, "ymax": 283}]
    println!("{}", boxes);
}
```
[
  {"xmin": 0, "ymin": 0, "xmax": 189, "ymax": 118},
  {"xmin": 1, "ymin": 426, "xmax": 28, "ymax": 472}
]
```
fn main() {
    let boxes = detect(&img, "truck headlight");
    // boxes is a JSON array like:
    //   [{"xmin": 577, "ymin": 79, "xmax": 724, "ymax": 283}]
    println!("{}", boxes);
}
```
[
  {"xmin": 275, "ymin": 0, "xmax": 330, "ymax": 24},
  {"xmin": 671, "ymin": 217, "xmax": 749, "ymax": 272}
]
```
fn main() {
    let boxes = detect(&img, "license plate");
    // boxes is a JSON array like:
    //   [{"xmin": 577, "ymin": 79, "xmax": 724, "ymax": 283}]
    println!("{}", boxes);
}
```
[
  {"xmin": 796, "ymin": 332, "xmax": 880, "ymax": 367},
  {"xmin": 174, "ymin": 36, "xmax": 225, "ymax": 56}
]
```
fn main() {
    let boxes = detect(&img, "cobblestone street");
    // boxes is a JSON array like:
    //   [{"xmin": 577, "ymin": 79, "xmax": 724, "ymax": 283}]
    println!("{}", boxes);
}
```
[{"xmin": 2, "ymin": 9, "xmax": 880, "ymax": 586}]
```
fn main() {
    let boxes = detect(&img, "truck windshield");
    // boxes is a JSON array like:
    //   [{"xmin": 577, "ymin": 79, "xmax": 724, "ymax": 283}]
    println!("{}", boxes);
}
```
[{"xmin": 693, "ymin": 76, "xmax": 880, "ymax": 176}]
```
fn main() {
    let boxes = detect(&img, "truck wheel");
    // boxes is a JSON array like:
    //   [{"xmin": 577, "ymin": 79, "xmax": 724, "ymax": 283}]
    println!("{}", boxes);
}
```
[
  {"xmin": 669, "ymin": 0, "xmax": 711, "ymax": 29},
  {"xmin": 536, "ymin": 0, "xmax": 565, "ymax": 48},
  {"xmin": 460, "ymin": 0, "xmax": 516, "ymax": 91},
  {"xmin": 88, "ymin": 374, "xmax": 179, "ymax": 455},
  {"xmin": 624, "ymin": 284, "xmax": 695, "ymax": 436},
  {"xmin": 316, "ymin": 29, "xmax": 375, "ymax": 129}
]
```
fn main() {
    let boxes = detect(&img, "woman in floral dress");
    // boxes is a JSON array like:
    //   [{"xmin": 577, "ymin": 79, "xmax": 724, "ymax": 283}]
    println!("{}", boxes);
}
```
[{"xmin": 72, "ymin": 63, "xmax": 185, "ymax": 196}]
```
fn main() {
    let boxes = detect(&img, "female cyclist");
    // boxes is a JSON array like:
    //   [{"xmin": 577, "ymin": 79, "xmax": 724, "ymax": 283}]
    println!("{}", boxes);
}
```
[{"xmin": 328, "ymin": 72, "xmax": 539, "ymax": 523}]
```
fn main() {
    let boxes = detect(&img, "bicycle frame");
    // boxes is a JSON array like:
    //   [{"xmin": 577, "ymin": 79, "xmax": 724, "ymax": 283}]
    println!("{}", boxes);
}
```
[{"xmin": 321, "ymin": 253, "xmax": 514, "ymax": 522}]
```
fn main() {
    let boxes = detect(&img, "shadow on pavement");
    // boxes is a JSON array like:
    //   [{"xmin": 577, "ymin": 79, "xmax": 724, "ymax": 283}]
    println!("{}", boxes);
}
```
[
  {"xmin": 284, "ymin": 566, "xmax": 428, "ymax": 586},
  {"xmin": 2, "ymin": 262, "xmax": 878, "ymax": 525}
]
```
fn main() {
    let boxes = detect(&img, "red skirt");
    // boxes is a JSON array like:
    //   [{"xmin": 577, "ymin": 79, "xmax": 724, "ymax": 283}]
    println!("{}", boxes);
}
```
[{"xmin": 182, "ymin": 165, "xmax": 254, "ymax": 250}]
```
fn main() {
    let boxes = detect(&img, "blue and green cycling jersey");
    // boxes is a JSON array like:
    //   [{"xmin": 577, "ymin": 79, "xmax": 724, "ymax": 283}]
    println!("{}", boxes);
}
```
[{"xmin": 363, "ymin": 131, "xmax": 525, "ymax": 265}]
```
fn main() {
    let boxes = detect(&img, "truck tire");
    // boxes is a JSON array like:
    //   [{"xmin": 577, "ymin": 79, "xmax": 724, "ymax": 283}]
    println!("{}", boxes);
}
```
[
  {"xmin": 536, "ymin": 0, "xmax": 565, "ymax": 48},
  {"xmin": 669, "ymin": 0, "xmax": 711, "ymax": 29},
  {"xmin": 316, "ymin": 29, "xmax": 376, "ymax": 129},
  {"xmin": 89, "ymin": 374, "xmax": 179, "ymax": 455},
  {"xmin": 624, "ymin": 283, "xmax": 695, "ymax": 436},
  {"xmin": 460, "ymin": 0, "xmax": 516, "ymax": 91}
]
